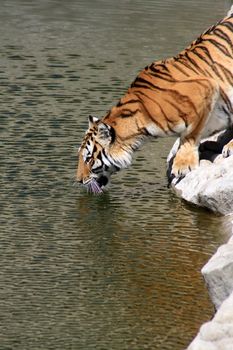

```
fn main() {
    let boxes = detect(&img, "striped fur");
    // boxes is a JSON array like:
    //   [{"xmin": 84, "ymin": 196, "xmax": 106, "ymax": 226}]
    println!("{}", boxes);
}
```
[{"xmin": 77, "ymin": 9, "xmax": 233, "ymax": 193}]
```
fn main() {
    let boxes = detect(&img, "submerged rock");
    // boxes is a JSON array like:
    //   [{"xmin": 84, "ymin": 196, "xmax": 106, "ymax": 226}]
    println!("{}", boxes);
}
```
[{"xmin": 167, "ymin": 130, "xmax": 233, "ymax": 215}]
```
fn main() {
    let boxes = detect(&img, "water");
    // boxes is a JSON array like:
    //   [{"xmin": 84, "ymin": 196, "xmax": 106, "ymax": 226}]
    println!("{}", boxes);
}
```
[{"xmin": 1, "ymin": 1, "xmax": 232, "ymax": 349}]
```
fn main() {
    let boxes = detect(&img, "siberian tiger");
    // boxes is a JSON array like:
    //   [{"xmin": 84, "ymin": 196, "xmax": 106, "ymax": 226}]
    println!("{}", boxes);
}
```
[{"xmin": 77, "ymin": 7, "xmax": 233, "ymax": 194}]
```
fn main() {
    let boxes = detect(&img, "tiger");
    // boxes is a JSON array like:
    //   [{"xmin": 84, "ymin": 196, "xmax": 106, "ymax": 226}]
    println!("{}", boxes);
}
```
[{"xmin": 77, "ymin": 7, "xmax": 233, "ymax": 194}]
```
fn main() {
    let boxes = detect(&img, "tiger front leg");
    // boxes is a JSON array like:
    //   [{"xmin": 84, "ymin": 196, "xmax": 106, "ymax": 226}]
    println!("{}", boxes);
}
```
[
  {"xmin": 171, "ymin": 139, "xmax": 199, "ymax": 178},
  {"xmin": 222, "ymin": 137, "xmax": 233, "ymax": 158},
  {"xmin": 169, "ymin": 77, "xmax": 220, "ymax": 178}
]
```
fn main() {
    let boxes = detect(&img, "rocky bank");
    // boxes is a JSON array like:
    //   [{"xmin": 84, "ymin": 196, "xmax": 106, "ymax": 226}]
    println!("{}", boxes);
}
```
[
  {"xmin": 166, "ymin": 131, "xmax": 233, "ymax": 349},
  {"xmin": 167, "ymin": 129, "xmax": 233, "ymax": 215}
]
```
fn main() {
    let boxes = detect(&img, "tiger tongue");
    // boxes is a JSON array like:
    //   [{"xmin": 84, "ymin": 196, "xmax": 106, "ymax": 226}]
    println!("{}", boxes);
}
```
[{"xmin": 88, "ymin": 179, "xmax": 103, "ymax": 194}]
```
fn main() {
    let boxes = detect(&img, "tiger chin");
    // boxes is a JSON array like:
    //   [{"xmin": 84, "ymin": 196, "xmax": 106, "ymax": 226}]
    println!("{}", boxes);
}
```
[{"xmin": 77, "ymin": 7, "xmax": 233, "ymax": 194}]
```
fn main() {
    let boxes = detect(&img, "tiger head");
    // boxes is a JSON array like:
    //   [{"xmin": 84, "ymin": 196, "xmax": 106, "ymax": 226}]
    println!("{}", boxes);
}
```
[{"xmin": 77, "ymin": 115, "xmax": 132, "ymax": 194}]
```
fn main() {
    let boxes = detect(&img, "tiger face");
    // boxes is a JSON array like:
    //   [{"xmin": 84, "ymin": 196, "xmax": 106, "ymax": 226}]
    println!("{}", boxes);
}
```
[{"xmin": 77, "ymin": 116, "xmax": 120, "ymax": 194}]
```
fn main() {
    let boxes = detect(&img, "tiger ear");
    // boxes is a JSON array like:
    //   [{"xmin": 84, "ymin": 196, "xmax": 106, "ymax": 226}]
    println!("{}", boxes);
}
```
[
  {"xmin": 88, "ymin": 115, "xmax": 99, "ymax": 128},
  {"xmin": 97, "ymin": 122, "xmax": 115, "ymax": 146}
]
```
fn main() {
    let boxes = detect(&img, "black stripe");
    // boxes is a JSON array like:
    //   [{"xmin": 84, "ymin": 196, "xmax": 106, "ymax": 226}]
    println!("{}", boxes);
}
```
[
  {"xmin": 149, "ymin": 63, "xmax": 171, "ymax": 77},
  {"xmin": 116, "ymin": 99, "xmax": 139, "ymax": 107},
  {"xmin": 133, "ymin": 91, "xmax": 167, "ymax": 133},
  {"xmin": 93, "ymin": 166, "xmax": 103, "ymax": 174},
  {"xmin": 164, "ymin": 99, "xmax": 188, "ymax": 126},
  {"xmin": 172, "ymin": 62, "xmax": 190, "ymax": 77},
  {"xmin": 132, "ymin": 76, "xmax": 177, "ymax": 93},
  {"xmin": 131, "ymin": 76, "xmax": 159, "ymax": 90},
  {"xmin": 214, "ymin": 28, "xmax": 232, "ymax": 46},
  {"xmin": 97, "ymin": 152, "xmax": 102, "ymax": 160},
  {"xmin": 202, "ymin": 24, "xmax": 216, "ymax": 36},
  {"xmin": 139, "ymin": 92, "xmax": 177, "ymax": 134},
  {"xmin": 192, "ymin": 47, "xmax": 225, "ymax": 81},
  {"xmin": 158, "ymin": 62, "xmax": 170, "ymax": 72},
  {"xmin": 135, "ymin": 90, "xmax": 185, "ymax": 135},
  {"xmin": 148, "ymin": 62, "xmax": 170, "ymax": 72},
  {"xmin": 148, "ymin": 70, "xmax": 175, "ymax": 83},
  {"xmin": 221, "ymin": 20, "xmax": 233, "ymax": 33},
  {"xmin": 206, "ymin": 38, "xmax": 232, "ymax": 58},
  {"xmin": 152, "ymin": 99, "xmax": 179, "ymax": 134},
  {"xmin": 191, "ymin": 46, "xmax": 225, "ymax": 80},
  {"xmin": 120, "ymin": 108, "xmax": 140, "ymax": 118},
  {"xmin": 190, "ymin": 49, "xmax": 214, "ymax": 78},
  {"xmin": 195, "ymin": 45, "xmax": 214, "ymax": 64},
  {"xmin": 191, "ymin": 47, "xmax": 211, "ymax": 66},
  {"xmin": 135, "ymin": 77, "xmax": 200, "ymax": 117},
  {"xmin": 219, "ymin": 64, "xmax": 233, "ymax": 84},
  {"xmin": 220, "ymin": 88, "xmax": 233, "ymax": 114},
  {"xmin": 101, "ymin": 149, "xmax": 114, "ymax": 165},
  {"xmin": 184, "ymin": 51, "xmax": 207, "ymax": 76},
  {"xmin": 109, "ymin": 126, "xmax": 116, "ymax": 143},
  {"xmin": 211, "ymin": 64, "xmax": 225, "ymax": 81},
  {"xmin": 176, "ymin": 55, "xmax": 200, "ymax": 75},
  {"xmin": 141, "ymin": 128, "xmax": 151, "ymax": 136}
]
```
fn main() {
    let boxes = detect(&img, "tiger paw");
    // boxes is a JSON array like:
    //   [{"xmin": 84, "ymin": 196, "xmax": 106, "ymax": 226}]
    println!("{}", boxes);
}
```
[
  {"xmin": 222, "ymin": 140, "xmax": 233, "ymax": 158},
  {"xmin": 171, "ymin": 143, "xmax": 199, "ymax": 178}
]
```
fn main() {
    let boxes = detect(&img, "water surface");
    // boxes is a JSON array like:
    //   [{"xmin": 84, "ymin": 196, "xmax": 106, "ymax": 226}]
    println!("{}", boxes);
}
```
[{"xmin": 1, "ymin": 1, "xmax": 232, "ymax": 349}]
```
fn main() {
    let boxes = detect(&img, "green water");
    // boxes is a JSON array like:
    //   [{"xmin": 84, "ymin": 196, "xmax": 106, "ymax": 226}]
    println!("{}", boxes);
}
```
[{"xmin": 1, "ymin": 1, "xmax": 232, "ymax": 349}]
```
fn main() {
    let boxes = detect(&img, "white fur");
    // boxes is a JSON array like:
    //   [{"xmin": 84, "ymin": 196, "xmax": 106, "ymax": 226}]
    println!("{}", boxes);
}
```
[
  {"xmin": 146, "ymin": 122, "xmax": 186, "ymax": 136},
  {"xmin": 109, "ymin": 150, "xmax": 133, "ymax": 169},
  {"xmin": 86, "ymin": 141, "xmax": 94, "ymax": 154},
  {"xmin": 172, "ymin": 122, "xmax": 186, "ymax": 134},
  {"xmin": 92, "ymin": 158, "xmax": 102, "ymax": 169},
  {"xmin": 101, "ymin": 152, "xmax": 111, "ymax": 166},
  {"xmin": 228, "ymin": 88, "xmax": 233, "ymax": 107},
  {"xmin": 146, "ymin": 123, "xmax": 166, "ymax": 136},
  {"xmin": 203, "ymin": 88, "xmax": 233, "ymax": 138}
]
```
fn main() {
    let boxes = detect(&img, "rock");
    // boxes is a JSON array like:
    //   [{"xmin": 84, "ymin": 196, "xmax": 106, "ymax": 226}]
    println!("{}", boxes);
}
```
[
  {"xmin": 187, "ymin": 291, "xmax": 233, "ymax": 350},
  {"xmin": 167, "ymin": 130, "xmax": 233, "ymax": 215},
  {"xmin": 186, "ymin": 234, "xmax": 233, "ymax": 350},
  {"xmin": 202, "ymin": 235, "xmax": 233, "ymax": 310}
]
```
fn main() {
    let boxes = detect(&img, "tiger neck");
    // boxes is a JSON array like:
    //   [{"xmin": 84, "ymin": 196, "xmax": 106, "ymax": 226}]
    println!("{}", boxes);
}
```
[
  {"xmin": 102, "ymin": 94, "xmax": 160, "ymax": 169},
  {"xmin": 103, "ymin": 92, "xmax": 165, "ymax": 142}
]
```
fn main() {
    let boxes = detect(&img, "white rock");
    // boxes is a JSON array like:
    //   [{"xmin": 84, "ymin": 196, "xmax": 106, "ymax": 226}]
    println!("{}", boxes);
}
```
[
  {"xmin": 167, "ymin": 130, "xmax": 233, "ymax": 215},
  {"xmin": 201, "ymin": 237, "xmax": 233, "ymax": 310},
  {"xmin": 187, "ymin": 291, "xmax": 233, "ymax": 350}
]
